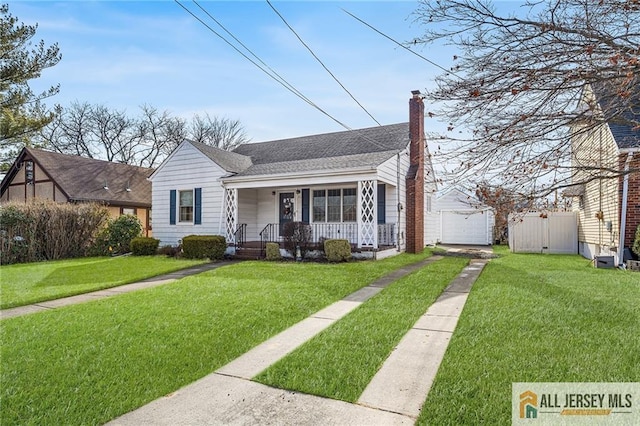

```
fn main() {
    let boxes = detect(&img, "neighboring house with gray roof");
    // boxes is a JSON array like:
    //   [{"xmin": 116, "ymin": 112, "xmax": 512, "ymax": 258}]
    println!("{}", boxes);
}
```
[
  {"xmin": 0, "ymin": 147, "xmax": 153, "ymax": 236},
  {"xmin": 568, "ymin": 82, "xmax": 640, "ymax": 265},
  {"xmin": 149, "ymin": 92, "xmax": 436, "ymax": 257}
]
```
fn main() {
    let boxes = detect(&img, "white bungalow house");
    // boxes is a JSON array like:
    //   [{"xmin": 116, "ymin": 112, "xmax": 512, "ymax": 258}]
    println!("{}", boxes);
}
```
[{"xmin": 149, "ymin": 91, "xmax": 436, "ymax": 257}]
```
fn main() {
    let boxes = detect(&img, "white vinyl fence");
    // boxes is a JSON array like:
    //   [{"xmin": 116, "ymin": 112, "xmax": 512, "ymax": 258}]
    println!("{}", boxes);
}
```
[{"xmin": 508, "ymin": 211, "xmax": 578, "ymax": 254}]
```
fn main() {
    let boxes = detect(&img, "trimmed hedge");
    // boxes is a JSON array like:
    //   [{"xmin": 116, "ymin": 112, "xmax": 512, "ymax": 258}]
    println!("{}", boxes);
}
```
[
  {"xmin": 182, "ymin": 235, "xmax": 226, "ymax": 260},
  {"xmin": 324, "ymin": 239, "xmax": 351, "ymax": 262},
  {"xmin": 130, "ymin": 237, "xmax": 160, "ymax": 256},
  {"xmin": 265, "ymin": 242, "xmax": 282, "ymax": 261}
]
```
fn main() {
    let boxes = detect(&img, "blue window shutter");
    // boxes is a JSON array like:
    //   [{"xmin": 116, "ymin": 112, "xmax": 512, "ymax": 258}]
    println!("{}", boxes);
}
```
[
  {"xmin": 194, "ymin": 187, "xmax": 202, "ymax": 225},
  {"xmin": 302, "ymin": 189, "xmax": 310, "ymax": 223},
  {"xmin": 377, "ymin": 184, "xmax": 386, "ymax": 224},
  {"xmin": 169, "ymin": 190, "xmax": 176, "ymax": 225}
]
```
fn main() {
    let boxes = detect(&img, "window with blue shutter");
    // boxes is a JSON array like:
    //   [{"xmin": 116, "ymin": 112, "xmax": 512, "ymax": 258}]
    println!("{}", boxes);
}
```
[
  {"xmin": 169, "ymin": 190, "xmax": 176, "ymax": 225},
  {"xmin": 194, "ymin": 187, "xmax": 202, "ymax": 225}
]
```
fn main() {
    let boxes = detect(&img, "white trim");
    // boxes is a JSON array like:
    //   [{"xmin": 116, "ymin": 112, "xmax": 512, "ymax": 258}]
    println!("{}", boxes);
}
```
[
  {"xmin": 222, "ymin": 168, "xmax": 378, "ymax": 187},
  {"xmin": 619, "ymin": 147, "xmax": 640, "ymax": 154}
]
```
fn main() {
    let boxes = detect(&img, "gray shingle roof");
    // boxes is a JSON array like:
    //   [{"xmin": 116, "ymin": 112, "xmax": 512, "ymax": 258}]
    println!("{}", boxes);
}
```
[
  {"xmin": 234, "ymin": 150, "xmax": 402, "ymax": 177},
  {"xmin": 189, "ymin": 140, "xmax": 253, "ymax": 173},
  {"xmin": 228, "ymin": 122, "xmax": 409, "ymax": 177},
  {"xmin": 1, "ymin": 148, "xmax": 152, "ymax": 207},
  {"xmin": 590, "ymin": 81, "xmax": 640, "ymax": 149}
]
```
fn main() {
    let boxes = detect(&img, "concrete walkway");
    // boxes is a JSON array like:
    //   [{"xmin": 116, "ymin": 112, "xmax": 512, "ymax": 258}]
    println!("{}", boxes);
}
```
[
  {"xmin": 0, "ymin": 261, "xmax": 234, "ymax": 320},
  {"xmin": 109, "ymin": 257, "xmax": 489, "ymax": 425}
]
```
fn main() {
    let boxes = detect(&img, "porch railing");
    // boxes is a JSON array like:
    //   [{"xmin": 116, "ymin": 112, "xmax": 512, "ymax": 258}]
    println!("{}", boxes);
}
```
[
  {"xmin": 233, "ymin": 223, "xmax": 247, "ymax": 249},
  {"xmin": 257, "ymin": 222, "xmax": 396, "ymax": 249},
  {"xmin": 378, "ymin": 223, "xmax": 396, "ymax": 246},
  {"xmin": 259, "ymin": 223, "xmax": 279, "ymax": 256}
]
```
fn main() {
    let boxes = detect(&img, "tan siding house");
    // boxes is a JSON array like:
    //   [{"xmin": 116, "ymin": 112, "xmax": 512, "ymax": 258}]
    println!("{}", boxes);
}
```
[{"xmin": 569, "ymin": 84, "xmax": 640, "ymax": 265}]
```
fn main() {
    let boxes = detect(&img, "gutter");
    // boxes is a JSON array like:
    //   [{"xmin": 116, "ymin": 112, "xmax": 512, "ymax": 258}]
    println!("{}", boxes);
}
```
[
  {"xmin": 617, "ymin": 151, "xmax": 634, "ymax": 268},
  {"xmin": 221, "ymin": 165, "xmax": 378, "ymax": 185}
]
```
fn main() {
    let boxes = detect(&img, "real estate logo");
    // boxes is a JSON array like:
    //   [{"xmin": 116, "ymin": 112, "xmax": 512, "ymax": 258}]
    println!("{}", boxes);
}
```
[
  {"xmin": 512, "ymin": 382, "xmax": 639, "ymax": 425},
  {"xmin": 519, "ymin": 390, "xmax": 538, "ymax": 419}
]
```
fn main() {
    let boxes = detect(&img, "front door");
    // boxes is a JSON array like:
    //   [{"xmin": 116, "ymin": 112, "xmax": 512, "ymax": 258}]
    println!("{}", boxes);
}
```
[{"xmin": 279, "ymin": 192, "xmax": 295, "ymax": 235}]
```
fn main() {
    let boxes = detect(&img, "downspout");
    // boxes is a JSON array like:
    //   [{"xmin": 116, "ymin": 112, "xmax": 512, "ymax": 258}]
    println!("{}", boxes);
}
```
[
  {"xmin": 617, "ymin": 152, "xmax": 633, "ymax": 268},
  {"xmin": 397, "ymin": 152, "xmax": 402, "ymax": 252}
]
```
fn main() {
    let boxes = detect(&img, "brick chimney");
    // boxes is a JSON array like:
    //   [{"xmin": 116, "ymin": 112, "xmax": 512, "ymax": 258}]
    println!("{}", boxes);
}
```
[{"xmin": 405, "ymin": 90, "xmax": 425, "ymax": 254}]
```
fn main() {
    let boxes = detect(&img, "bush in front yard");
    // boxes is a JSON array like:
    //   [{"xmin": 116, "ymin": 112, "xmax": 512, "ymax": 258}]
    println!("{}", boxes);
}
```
[
  {"xmin": 633, "ymin": 224, "xmax": 640, "ymax": 258},
  {"xmin": 324, "ymin": 239, "xmax": 351, "ymax": 262},
  {"xmin": 265, "ymin": 242, "xmax": 282, "ymax": 261},
  {"xmin": 130, "ymin": 237, "xmax": 160, "ymax": 255},
  {"xmin": 282, "ymin": 221, "xmax": 313, "ymax": 259},
  {"xmin": 158, "ymin": 245, "xmax": 181, "ymax": 258},
  {"xmin": 182, "ymin": 235, "xmax": 226, "ymax": 260},
  {"xmin": 108, "ymin": 215, "xmax": 142, "ymax": 254},
  {"xmin": 89, "ymin": 214, "xmax": 142, "ymax": 256}
]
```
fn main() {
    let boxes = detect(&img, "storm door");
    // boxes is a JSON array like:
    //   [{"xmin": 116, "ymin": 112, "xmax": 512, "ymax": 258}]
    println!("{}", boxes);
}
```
[{"xmin": 279, "ymin": 192, "xmax": 295, "ymax": 236}]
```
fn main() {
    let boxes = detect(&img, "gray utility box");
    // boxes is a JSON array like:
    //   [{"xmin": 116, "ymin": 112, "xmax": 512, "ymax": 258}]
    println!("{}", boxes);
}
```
[{"xmin": 594, "ymin": 256, "xmax": 615, "ymax": 268}]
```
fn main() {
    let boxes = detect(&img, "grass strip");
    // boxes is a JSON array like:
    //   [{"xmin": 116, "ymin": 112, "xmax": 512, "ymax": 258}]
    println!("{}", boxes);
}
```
[
  {"xmin": 0, "ymin": 256, "xmax": 209, "ymax": 309},
  {"xmin": 254, "ymin": 256, "xmax": 469, "ymax": 402},
  {"xmin": 1, "ymin": 250, "xmax": 432, "ymax": 425},
  {"xmin": 418, "ymin": 249, "xmax": 640, "ymax": 425}
]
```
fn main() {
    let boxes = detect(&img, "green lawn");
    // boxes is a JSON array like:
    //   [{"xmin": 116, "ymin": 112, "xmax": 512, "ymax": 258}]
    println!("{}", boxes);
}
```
[
  {"xmin": 418, "ymin": 248, "xmax": 640, "ymax": 425},
  {"xmin": 0, "ymin": 250, "xmax": 432, "ymax": 425},
  {"xmin": 255, "ymin": 256, "xmax": 469, "ymax": 401},
  {"xmin": 0, "ymin": 256, "xmax": 208, "ymax": 309}
]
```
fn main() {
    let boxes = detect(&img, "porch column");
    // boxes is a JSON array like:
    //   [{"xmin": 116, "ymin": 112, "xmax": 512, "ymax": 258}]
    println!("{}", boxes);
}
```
[
  {"xmin": 224, "ymin": 188, "xmax": 238, "ymax": 243},
  {"xmin": 358, "ymin": 180, "xmax": 377, "ymax": 248}
]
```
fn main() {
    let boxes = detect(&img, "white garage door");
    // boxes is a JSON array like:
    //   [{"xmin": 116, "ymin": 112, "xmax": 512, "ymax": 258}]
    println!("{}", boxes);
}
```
[{"xmin": 441, "ymin": 210, "xmax": 489, "ymax": 245}]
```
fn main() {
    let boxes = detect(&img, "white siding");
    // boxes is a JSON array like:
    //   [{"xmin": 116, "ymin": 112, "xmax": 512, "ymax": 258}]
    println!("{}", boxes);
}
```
[
  {"xmin": 150, "ymin": 142, "xmax": 227, "ymax": 246},
  {"xmin": 424, "ymin": 191, "xmax": 439, "ymax": 245},
  {"xmin": 377, "ymin": 152, "xmax": 403, "ymax": 186},
  {"xmin": 376, "ymin": 146, "xmax": 409, "ymax": 247},
  {"xmin": 238, "ymin": 188, "xmax": 258, "ymax": 240}
]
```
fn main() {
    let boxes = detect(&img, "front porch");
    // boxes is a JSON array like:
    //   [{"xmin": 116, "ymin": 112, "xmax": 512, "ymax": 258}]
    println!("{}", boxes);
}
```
[
  {"xmin": 231, "ymin": 222, "xmax": 397, "ymax": 259},
  {"xmin": 222, "ymin": 180, "xmax": 402, "ymax": 256}
]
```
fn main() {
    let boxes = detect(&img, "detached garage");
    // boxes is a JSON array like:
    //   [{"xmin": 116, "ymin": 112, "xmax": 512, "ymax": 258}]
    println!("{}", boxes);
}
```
[{"xmin": 432, "ymin": 188, "xmax": 495, "ymax": 246}]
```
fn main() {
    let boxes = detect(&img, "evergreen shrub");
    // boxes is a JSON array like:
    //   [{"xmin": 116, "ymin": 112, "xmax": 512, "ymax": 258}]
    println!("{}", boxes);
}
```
[
  {"xmin": 182, "ymin": 235, "xmax": 226, "ymax": 260},
  {"xmin": 131, "ymin": 237, "xmax": 160, "ymax": 255},
  {"xmin": 324, "ymin": 239, "xmax": 351, "ymax": 262}
]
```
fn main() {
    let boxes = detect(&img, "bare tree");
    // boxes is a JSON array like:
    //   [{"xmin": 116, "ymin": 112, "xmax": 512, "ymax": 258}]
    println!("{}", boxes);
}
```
[
  {"xmin": 413, "ymin": 0, "xmax": 639, "ymax": 197},
  {"xmin": 37, "ymin": 103, "xmax": 248, "ymax": 167},
  {"xmin": 189, "ymin": 113, "xmax": 250, "ymax": 151},
  {"xmin": 137, "ymin": 104, "xmax": 187, "ymax": 167},
  {"xmin": 475, "ymin": 182, "xmax": 537, "ymax": 243},
  {"xmin": 44, "ymin": 101, "xmax": 95, "ymax": 158}
]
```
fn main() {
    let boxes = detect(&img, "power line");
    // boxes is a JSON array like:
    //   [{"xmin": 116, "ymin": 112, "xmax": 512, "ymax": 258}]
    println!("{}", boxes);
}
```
[
  {"xmin": 266, "ymin": 0, "xmax": 382, "ymax": 126},
  {"xmin": 174, "ymin": 0, "xmax": 354, "ymax": 132},
  {"xmin": 191, "ymin": 0, "xmax": 307, "ymax": 107},
  {"xmin": 174, "ymin": 1, "xmax": 404, "ymax": 152},
  {"xmin": 342, "ymin": 8, "xmax": 462, "ymax": 79}
]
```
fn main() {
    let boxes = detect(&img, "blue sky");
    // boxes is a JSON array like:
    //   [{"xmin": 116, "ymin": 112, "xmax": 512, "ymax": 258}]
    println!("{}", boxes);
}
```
[{"xmin": 13, "ymin": 1, "xmax": 457, "ymax": 142}]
